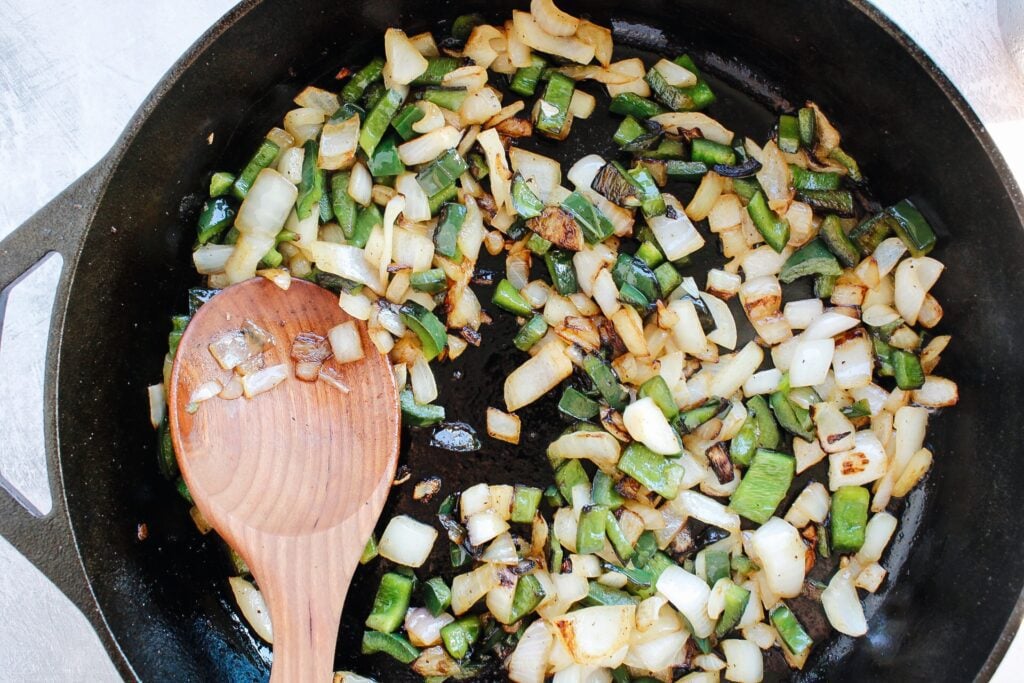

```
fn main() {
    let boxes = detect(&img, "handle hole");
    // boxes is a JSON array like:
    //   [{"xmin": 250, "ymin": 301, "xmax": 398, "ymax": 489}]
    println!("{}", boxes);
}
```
[{"xmin": 0, "ymin": 251, "xmax": 63, "ymax": 516}]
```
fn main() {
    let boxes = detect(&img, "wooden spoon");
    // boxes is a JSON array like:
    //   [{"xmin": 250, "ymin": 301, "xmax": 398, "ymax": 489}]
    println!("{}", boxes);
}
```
[{"xmin": 169, "ymin": 277, "xmax": 400, "ymax": 682}]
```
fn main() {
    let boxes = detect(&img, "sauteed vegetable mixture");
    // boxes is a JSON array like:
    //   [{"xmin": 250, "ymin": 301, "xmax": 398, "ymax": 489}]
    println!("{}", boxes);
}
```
[{"xmin": 149, "ymin": 0, "xmax": 958, "ymax": 680}]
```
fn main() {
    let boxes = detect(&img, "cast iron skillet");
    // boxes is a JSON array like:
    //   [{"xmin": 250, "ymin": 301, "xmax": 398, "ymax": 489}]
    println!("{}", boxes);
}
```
[{"xmin": 1, "ymin": 0, "xmax": 1023, "ymax": 680}]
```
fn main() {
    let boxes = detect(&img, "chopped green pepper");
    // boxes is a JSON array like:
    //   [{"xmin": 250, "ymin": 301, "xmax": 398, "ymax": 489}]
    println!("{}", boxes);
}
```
[
  {"xmin": 400, "ymin": 301, "xmax": 448, "ymax": 360},
  {"xmin": 887, "ymin": 198, "xmax": 937, "ymax": 256},
  {"xmin": 361, "ymin": 630, "xmax": 420, "ymax": 664},
  {"xmin": 609, "ymin": 92, "xmax": 667, "ymax": 119},
  {"xmin": 196, "ymin": 197, "xmax": 235, "ymax": 244},
  {"xmin": 331, "ymin": 173, "xmax": 357, "ymax": 238},
  {"xmin": 423, "ymin": 577, "xmax": 452, "ymax": 616},
  {"xmin": 513, "ymin": 314, "xmax": 549, "ymax": 352},
  {"xmin": 441, "ymin": 615, "xmax": 481, "ymax": 659},
  {"xmin": 747, "ymin": 190, "xmax": 790, "ymax": 253},
  {"xmin": 231, "ymin": 138, "xmax": 280, "ymax": 201},
  {"xmin": 729, "ymin": 448, "xmax": 795, "ymax": 524},
  {"xmin": 892, "ymin": 349, "xmax": 925, "ymax": 390},
  {"xmin": 510, "ymin": 54, "xmax": 548, "ymax": 97},
  {"xmin": 359, "ymin": 88, "xmax": 406, "ymax": 157},
  {"xmin": 559, "ymin": 386, "xmax": 601, "ymax": 420},
  {"xmin": 209, "ymin": 171, "xmax": 236, "ymax": 198},
  {"xmin": 617, "ymin": 443, "xmax": 684, "ymax": 499},
  {"xmin": 365, "ymin": 572, "xmax": 414, "ymax": 633},
  {"xmin": 511, "ymin": 485, "xmax": 543, "ymax": 523},
  {"xmin": 831, "ymin": 485, "xmax": 870, "ymax": 553},
  {"xmin": 341, "ymin": 57, "xmax": 385, "ymax": 104},
  {"xmin": 400, "ymin": 389, "xmax": 445, "ymax": 427},
  {"xmin": 544, "ymin": 249, "xmax": 579, "ymax": 294},
  {"xmin": 536, "ymin": 73, "xmax": 575, "ymax": 137},
  {"xmin": 780, "ymin": 239, "xmax": 843, "ymax": 283},
  {"xmin": 771, "ymin": 604, "xmax": 814, "ymax": 656},
  {"xmin": 418, "ymin": 149, "xmax": 468, "ymax": 197}
]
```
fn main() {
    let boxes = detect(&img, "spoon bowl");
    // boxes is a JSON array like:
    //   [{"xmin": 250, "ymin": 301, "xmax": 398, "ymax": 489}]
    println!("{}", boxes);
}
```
[{"xmin": 169, "ymin": 277, "xmax": 400, "ymax": 682}]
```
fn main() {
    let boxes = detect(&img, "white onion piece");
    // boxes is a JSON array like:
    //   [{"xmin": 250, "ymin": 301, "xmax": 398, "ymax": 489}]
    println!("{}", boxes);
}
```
[
  {"xmin": 813, "ymin": 401, "xmax": 856, "ymax": 453},
  {"xmin": 651, "ymin": 112, "xmax": 734, "ymax": 145},
  {"xmin": 750, "ymin": 518, "xmax": 806, "ymax": 598},
  {"xmin": 653, "ymin": 58, "xmax": 697, "ymax": 86},
  {"xmin": 742, "ymin": 623, "xmax": 776, "ymax": 650},
  {"xmin": 504, "ymin": 342, "xmax": 573, "ymax": 411},
  {"xmin": 612, "ymin": 306, "xmax": 648, "ymax": 355},
  {"xmin": 873, "ymin": 237, "xmax": 908, "ymax": 277},
  {"xmin": 384, "ymin": 28, "xmax": 429, "ymax": 85},
  {"xmin": 379, "ymin": 515, "xmax": 438, "ymax": 567},
  {"xmin": 743, "ymin": 368, "xmax": 782, "ymax": 396},
  {"xmin": 460, "ymin": 483, "xmax": 492, "ymax": 519},
  {"xmin": 189, "ymin": 380, "xmax": 222, "ymax": 406},
  {"xmin": 328, "ymin": 321, "xmax": 365, "ymax": 365},
  {"xmin": 508, "ymin": 619, "xmax": 553, "ymax": 683},
  {"xmin": 442, "ymin": 65, "xmax": 489, "ymax": 91},
  {"xmin": 721, "ymin": 639, "xmax": 763, "ymax": 683},
  {"xmin": 789, "ymin": 338, "xmax": 835, "ymax": 388},
  {"xmin": 862, "ymin": 304, "xmax": 901, "ymax": 328},
  {"xmin": 828, "ymin": 430, "xmax": 888, "ymax": 489},
  {"xmin": 486, "ymin": 407, "xmax": 521, "ymax": 444},
  {"xmin": 293, "ymin": 85, "xmax": 339, "ymax": 115},
  {"xmin": 334, "ymin": 672, "xmax": 375, "ymax": 683},
  {"xmin": 347, "ymin": 161, "xmax": 373, "ymax": 206},
  {"xmin": 911, "ymin": 376, "xmax": 958, "ymax": 408},
  {"xmin": 530, "ymin": 0, "xmax": 579, "ymax": 35},
  {"xmin": 783, "ymin": 298, "xmax": 824, "ymax": 330},
  {"xmin": 671, "ymin": 490, "xmax": 741, "ymax": 533},
  {"xmin": 568, "ymin": 90, "xmax": 596, "ymax": 119},
  {"xmin": 338, "ymin": 291, "xmax": 372, "ymax": 321},
  {"xmin": 548, "ymin": 430, "xmax": 621, "ymax": 471},
  {"xmin": 822, "ymin": 568, "xmax": 868, "ymax": 636},
  {"xmin": 592, "ymin": 268, "xmax": 621, "ymax": 318},
  {"xmin": 668, "ymin": 299, "xmax": 707, "ymax": 354},
  {"xmin": 148, "ymin": 383, "xmax": 166, "ymax": 428},
  {"xmin": 784, "ymin": 482, "xmax": 831, "ymax": 528},
  {"xmin": 228, "ymin": 169, "xmax": 297, "ymax": 282},
  {"xmin": 894, "ymin": 257, "xmax": 926, "ymax": 326},
  {"xmin": 572, "ymin": 243, "xmax": 614, "ymax": 296},
  {"xmin": 467, "ymin": 510, "xmax": 510, "ymax": 546},
  {"xmin": 409, "ymin": 354, "xmax": 437, "ymax": 404},
  {"xmin": 754, "ymin": 140, "xmax": 792, "ymax": 210},
  {"xmin": 656, "ymin": 566, "xmax": 714, "ymax": 638},
  {"xmin": 677, "ymin": 674, "xmax": 719, "ymax": 683},
  {"xmin": 510, "ymin": 147, "xmax": 562, "ymax": 203},
  {"xmin": 625, "ymin": 630, "xmax": 687, "ymax": 672},
  {"xmin": 551, "ymin": 605, "xmax": 635, "ymax": 667},
  {"xmin": 317, "ymin": 115, "xmax": 359, "ymax": 170},
  {"xmin": 458, "ymin": 195, "xmax": 487, "ymax": 262},
  {"xmin": 285, "ymin": 208, "xmax": 318, "ymax": 257},
  {"xmin": 707, "ymin": 268, "xmax": 742, "ymax": 299},
  {"xmin": 394, "ymin": 173, "xmax": 431, "ymax": 223},
  {"xmin": 649, "ymin": 194, "xmax": 705, "ymax": 260},
  {"xmin": 623, "ymin": 397, "xmax": 680, "ymax": 455},
  {"xmin": 711, "ymin": 342, "xmax": 764, "ymax": 398},
  {"xmin": 463, "ymin": 24, "xmax": 504, "ymax": 69},
  {"xmin": 283, "ymin": 107, "xmax": 325, "ymax": 145},
  {"xmin": 412, "ymin": 101, "xmax": 445, "ymax": 134},
  {"xmin": 193, "ymin": 244, "xmax": 234, "ymax": 275},
  {"xmin": 566, "ymin": 153, "xmax": 607, "ymax": 191},
  {"xmin": 452, "ymin": 563, "xmax": 499, "ymax": 615},
  {"xmin": 702, "ymin": 291, "xmax": 737, "ymax": 350},
  {"xmin": 276, "ymin": 145, "xmax": 304, "ymax": 183},
  {"xmin": 803, "ymin": 310, "xmax": 859, "ymax": 340},
  {"xmin": 309, "ymin": 241, "xmax": 384, "ymax": 294},
  {"xmin": 912, "ymin": 256, "xmax": 945, "ymax": 291},
  {"xmin": 833, "ymin": 330, "xmax": 873, "ymax": 390},
  {"xmin": 241, "ymin": 364, "xmax": 288, "ymax": 398},
  {"xmin": 229, "ymin": 576, "xmax": 273, "ymax": 643},
  {"xmin": 398, "ymin": 126, "xmax": 462, "ymax": 166},
  {"xmin": 856, "ymin": 511, "xmax": 898, "ymax": 565},
  {"xmin": 459, "ymin": 87, "xmax": 503, "ymax": 126},
  {"xmin": 405, "ymin": 607, "xmax": 454, "ymax": 647},
  {"xmin": 480, "ymin": 532, "xmax": 519, "ymax": 565},
  {"xmin": 741, "ymin": 245, "xmax": 792, "ymax": 280},
  {"xmin": 512, "ymin": 10, "xmax": 595, "ymax": 64},
  {"xmin": 477, "ymin": 128, "xmax": 514, "ymax": 211}
]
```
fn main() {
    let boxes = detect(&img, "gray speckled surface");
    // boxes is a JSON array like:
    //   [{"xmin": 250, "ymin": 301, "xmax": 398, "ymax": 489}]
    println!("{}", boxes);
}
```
[{"xmin": 0, "ymin": 0, "xmax": 1021, "ymax": 680}]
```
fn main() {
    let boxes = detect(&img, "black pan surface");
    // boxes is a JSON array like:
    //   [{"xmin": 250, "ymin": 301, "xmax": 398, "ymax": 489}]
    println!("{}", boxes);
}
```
[{"xmin": 2, "ymin": 0, "xmax": 1023, "ymax": 681}]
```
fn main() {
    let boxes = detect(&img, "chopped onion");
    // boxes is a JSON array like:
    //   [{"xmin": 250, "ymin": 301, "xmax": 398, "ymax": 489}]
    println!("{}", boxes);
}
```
[
  {"xmin": 190, "ymin": 380, "xmax": 223, "ymax": 407},
  {"xmin": 509, "ymin": 618, "xmax": 553, "ymax": 683},
  {"xmin": 228, "ymin": 576, "xmax": 273, "ymax": 643},
  {"xmin": 409, "ymin": 354, "xmax": 437, "ymax": 404},
  {"xmin": 710, "ymin": 341, "xmax": 764, "ymax": 399},
  {"xmin": 784, "ymin": 482, "xmax": 830, "ymax": 528},
  {"xmin": 193, "ymin": 243, "xmax": 234, "ymax": 275},
  {"xmin": 504, "ymin": 341, "xmax": 573, "ymax": 411},
  {"xmin": 378, "ymin": 514, "xmax": 438, "ymax": 567},
  {"xmin": 670, "ymin": 490, "xmax": 741, "ymax": 533},
  {"xmin": 460, "ymin": 483, "xmax": 492, "ymax": 519},
  {"xmin": 612, "ymin": 306, "xmax": 648, "ymax": 355},
  {"xmin": 398, "ymin": 126, "xmax": 462, "ymax": 166},
  {"xmin": 741, "ymin": 245, "xmax": 792, "ymax": 280},
  {"xmin": 707, "ymin": 268, "xmax": 742, "ymax": 299},
  {"xmin": 317, "ymin": 115, "xmax": 359, "ymax": 170},
  {"xmin": 855, "ymin": 562, "xmax": 887, "ymax": 593},
  {"xmin": 346, "ymin": 160, "xmax": 373, "ymax": 205},
  {"xmin": 512, "ymin": 10, "xmax": 595, "ymax": 64},
  {"xmin": 481, "ymin": 532, "xmax": 519, "ymax": 565},
  {"xmin": 551, "ymin": 605, "xmax": 635, "ymax": 667},
  {"xmin": 894, "ymin": 258, "xmax": 926, "ymax": 325},
  {"xmin": 656, "ymin": 566, "xmax": 714, "ymax": 637},
  {"xmin": 487, "ymin": 407, "xmax": 521, "ymax": 444},
  {"xmin": 394, "ymin": 173, "xmax": 431, "ymax": 223},
  {"xmin": 789, "ymin": 338, "xmax": 835, "ymax": 388},
  {"xmin": 668, "ymin": 299, "xmax": 707, "ymax": 355},
  {"xmin": 721, "ymin": 639, "xmax": 763, "ymax": 683},
  {"xmin": 873, "ymin": 237, "xmax": 908, "ymax": 277},
  {"xmin": 463, "ymin": 24, "xmax": 505, "ymax": 70},
  {"xmin": 405, "ymin": 607, "xmax": 454, "ymax": 647},
  {"xmin": 477, "ymin": 128, "xmax": 513, "ymax": 211},
  {"xmin": 910, "ymin": 375, "xmax": 958, "ymax": 407},
  {"xmin": 510, "ymin": 148, "xmax": 562, "ymax": 203},
  {"xmin": 686, "ymin": 172, "xmax": 725, "ymax": 221},
  {"xmin": 452, "ymin": 562, "xmax": 499, "ymax": 615},
  {"xmin": 318, "ymin": 366, "xmax": 350, "ymax": 393},
  {"xmin": 856, "ymin": 511, "xmax": 898, "ymax": 565},
  {"xmin": 742, "ymin": 622, "xmax": 776, "ymax": 650},
  {"xmin": 485, "ymin": 100, "xmax": 526, "ymax": 129},
  {"xmin": 338, "ymin": 291, "xmax": 373, "ymax": 321},
  {"xmin": 568, "ymin": 90, "xmax": 596, "ymax": 119},
  {"xmin": 750, "ymin": 518, "xmax": 806, "ymax": 598},
  {"xmin": 803, "ymin": 310, "xmax": 859, "ymax": 340},
  {"xmin": 832, "ymin": 330, "xmax": 873, "ymax": 390},
  {"xmin": 623, "ymin": 397, "xmax": 679, "ymax": 455},
  {"xmin": 276, "ymin": 145, "xmax": 304, "ymax": 183},
  {"xmin": 384, "ymin": 28, "xmax": 429, "ymax": 85},
  {"xmin": 625, "ymin": 629, "xmax": 687, "ymax": 672},
  {"xmin": 593, "ymin": 268, "xmax": 621, "ymax": 318},
  {"xmin": 783, "ymin": 298, "xmax": 824, "ymax": 330},
  {"xmin": 743, "ymin": 368, "xmax": 782, "ymax": 396},
  {"xmin": 893, "ymin": 447, "xmax": 933, "ymax": 496},
  {"xmin": 293, "ymin": 85, "xmax": 339, "ymax": 115},
  {"xmin": 530, "ymin": 0, "xmax": 579, "ymax": 36},
  {"xmin": 828, "ymin": 430, "xmax": 888, "ymax": 489},
  {"xmin": 327, "ymin": 320, "xmax": 365, "ymax": 365},
  {"xmin": 148, "ymin": 383, "xmax": 166, "ymax": 428},
  {"xmin": 548, "ymin": 430, "xmax": 621, "ymax": 471},
  {"xmin": 702, "ymin": 291, "xmax": 737, "ymax": 350},
  {"xmin": 812, "ymin": 401, "xmax": 856, "ymax": 453},
  {"xmin": 651, "ymin": 112, "xmax": 734, "ymax": 145},
  {"xmin": 460, "ymin": 87, "xmax": 503, "ymax": 126},
  {"xmin": 652, "ymin": 58, "xmax": 697, "ymax": 87},
  {"xmin": 822, "ymin": 567, "xmax": 867, "ymax": 636},
  {"xmin": 755, "ymin": 140, "xmax": 792, "ymax": 211},
  {"xmin": 283, "ymin": 107, "xmax": 325, "ymax": 145},
  {"xmin": 309, "ymin": 241, "xmax": 384, "ymax": 294},
  {"xmin": 467, "ymin": 510, "xmax": 510, "ymax": 546},
  {"xmin": 241, "ymin": 364, "xmax": 288, "ymax": 398}
]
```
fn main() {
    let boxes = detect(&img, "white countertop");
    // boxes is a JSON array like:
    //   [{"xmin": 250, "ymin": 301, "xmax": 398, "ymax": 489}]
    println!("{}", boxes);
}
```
[{"xmin": 0, "ymin": 0, "xmax": 1022, "ymax": 680}]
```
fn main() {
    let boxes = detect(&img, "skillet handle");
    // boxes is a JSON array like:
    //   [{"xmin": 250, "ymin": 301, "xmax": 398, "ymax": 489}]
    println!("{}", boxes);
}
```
[{"xmin": 0, "ymin": 162, "xmax": 111, "ymax": 613}]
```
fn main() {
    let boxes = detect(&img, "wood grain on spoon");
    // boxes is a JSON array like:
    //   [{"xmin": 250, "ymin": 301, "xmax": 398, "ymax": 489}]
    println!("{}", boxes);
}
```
[{"xmin": 168, "ymin": 277, "xmax": 400, "ymax": 683}]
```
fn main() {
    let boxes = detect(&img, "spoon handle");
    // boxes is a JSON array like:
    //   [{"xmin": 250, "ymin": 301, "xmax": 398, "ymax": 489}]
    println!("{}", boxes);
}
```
[{"xmin": 252, "ymin": 533, "xmax": 357, "ymax": 683}]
